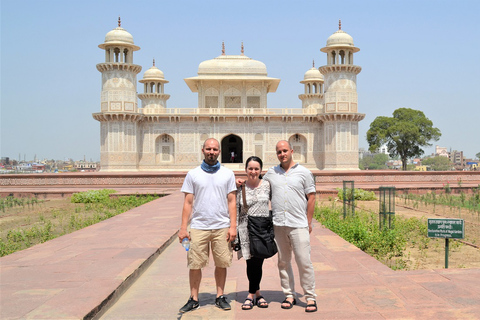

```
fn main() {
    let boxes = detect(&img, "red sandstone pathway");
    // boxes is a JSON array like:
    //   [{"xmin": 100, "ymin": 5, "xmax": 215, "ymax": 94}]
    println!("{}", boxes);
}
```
[{"xmin": 1, "ymin": 192, "xmax": 479, "ymax": 319}]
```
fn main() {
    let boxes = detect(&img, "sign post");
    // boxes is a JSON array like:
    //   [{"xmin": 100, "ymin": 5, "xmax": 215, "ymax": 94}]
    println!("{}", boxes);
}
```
[{"xmin": 427, "ymin": 219, "xmax": 464, "ymax": 268}]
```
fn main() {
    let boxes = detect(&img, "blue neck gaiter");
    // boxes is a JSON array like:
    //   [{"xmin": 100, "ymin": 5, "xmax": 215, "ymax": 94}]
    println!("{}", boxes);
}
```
[{"xmin": 201, "ymin": 160, "xmax": 221, "ymax": 173}]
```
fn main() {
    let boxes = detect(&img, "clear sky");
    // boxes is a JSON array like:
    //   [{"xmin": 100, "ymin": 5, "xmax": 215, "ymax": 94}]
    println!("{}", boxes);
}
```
[{"xmin": 1, "ymin": 0, "xmax": 479, "ymax": 162}]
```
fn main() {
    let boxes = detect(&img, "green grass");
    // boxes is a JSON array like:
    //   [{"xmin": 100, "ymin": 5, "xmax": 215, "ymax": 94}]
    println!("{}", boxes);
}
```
[{"xmin": 0, "ymin": 190, "xmax": 163, "ymax": 257}]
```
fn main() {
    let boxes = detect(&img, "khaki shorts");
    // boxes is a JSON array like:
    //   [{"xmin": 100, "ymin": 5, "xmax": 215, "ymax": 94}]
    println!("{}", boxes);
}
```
[{"xmin": 188, "ymin": 228, "xmax": 233, "ymax": 269}]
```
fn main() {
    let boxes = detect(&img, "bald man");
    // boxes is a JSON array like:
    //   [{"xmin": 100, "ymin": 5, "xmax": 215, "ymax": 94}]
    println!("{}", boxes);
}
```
[{"xmin": 178, "ymin": 138, "xmax": 237, "ymax": 313}]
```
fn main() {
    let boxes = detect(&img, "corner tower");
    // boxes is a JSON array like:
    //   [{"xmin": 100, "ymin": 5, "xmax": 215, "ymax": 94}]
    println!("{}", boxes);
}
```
[
  {"xmin": 93, "ymin": 18, "xmax": 142, "ymax": 171},
  {"xmin": 318, "ymin": 20, "xmax": 365, "ymax": 170},
  {"xmin": 299, "ymin": 61, "xmax": 324, "ymax": 112},
  {"xmin": 138, "ymin": 60, "xmax": 170, "ymax": 111}
]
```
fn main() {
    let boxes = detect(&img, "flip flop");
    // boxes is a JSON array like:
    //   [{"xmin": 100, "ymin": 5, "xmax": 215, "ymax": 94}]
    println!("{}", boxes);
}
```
[
  {"xmin": 255, "ymin": 295, "xmax": 268, "ymax": 308},
  {"xmin": 281, "ymin": 298, "xmax": 296, "ymax": 309},
  {"xmin": 242, "ymin": 298, "xmax": 254, "ymax": 310},
  {"xmin": 305, "ymin": 300, "xmax": 317, "ymax": 313}
]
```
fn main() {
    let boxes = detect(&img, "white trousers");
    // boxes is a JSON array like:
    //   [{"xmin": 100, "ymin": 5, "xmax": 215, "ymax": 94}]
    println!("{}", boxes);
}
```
[{"xmin": 274, "ymin": 226, "xmax": 316, "ymax": 301}]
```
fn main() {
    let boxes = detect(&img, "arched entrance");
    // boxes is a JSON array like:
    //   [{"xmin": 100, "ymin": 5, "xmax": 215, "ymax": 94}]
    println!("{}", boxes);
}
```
[{"xmin": 221, "ymin": 134, "xmax": 243, "ymax": 163}]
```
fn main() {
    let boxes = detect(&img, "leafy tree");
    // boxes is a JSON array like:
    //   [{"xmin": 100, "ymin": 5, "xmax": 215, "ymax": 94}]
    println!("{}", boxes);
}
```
[
  {"xmin": 367, "ymin": 108, "xmax": 441, "ymax": 170},
  {"xmin": 359, "ymin": 153, "xmax": 389, "ymax": 170},
  {"xmin": 476, "ymin": 152, "xmax": 480, "ymax": 160},
  {"xmin": 422, "ymin": 156, "xmax": 453, "ymax": 171}
]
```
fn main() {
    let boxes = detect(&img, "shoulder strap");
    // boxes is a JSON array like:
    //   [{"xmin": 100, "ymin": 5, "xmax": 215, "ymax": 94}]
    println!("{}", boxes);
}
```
[{"xmin": 241, "ymin": 183, "xmax": 247, "ymax": 208}]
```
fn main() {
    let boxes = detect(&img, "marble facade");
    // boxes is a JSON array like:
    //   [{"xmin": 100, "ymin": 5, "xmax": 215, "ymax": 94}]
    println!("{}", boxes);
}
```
[{"xmin": 92, "ymin": 19, "xmax": 365, "ymax": 171}]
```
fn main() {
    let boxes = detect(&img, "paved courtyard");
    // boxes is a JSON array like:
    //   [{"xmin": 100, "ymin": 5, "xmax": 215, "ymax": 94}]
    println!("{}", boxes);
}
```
[{"xmin": 1, "ymin": 191, "xmax": 479, "ymax": 319}]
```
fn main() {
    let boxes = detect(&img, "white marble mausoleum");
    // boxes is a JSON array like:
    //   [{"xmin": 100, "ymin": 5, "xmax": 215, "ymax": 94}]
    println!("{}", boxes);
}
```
[{"xmin": 92, "ymin": 19, "xmax": 365, "ymax": 171}]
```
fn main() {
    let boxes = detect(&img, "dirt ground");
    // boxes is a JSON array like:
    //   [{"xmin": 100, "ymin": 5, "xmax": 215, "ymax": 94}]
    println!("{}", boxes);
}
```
[
  {"xmin": 0, "ymin": 199, "xmax": 81, "ymax": 240},
  {"xmin": 317, "ymin": 198, "xmax": 480, "ymax": 270}
]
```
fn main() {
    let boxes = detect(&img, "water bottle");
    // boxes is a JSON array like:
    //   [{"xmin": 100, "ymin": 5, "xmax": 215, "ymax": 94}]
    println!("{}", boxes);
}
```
[{"xmin": 182, "ymin": 238, "xmax": 190, "ymax": 251}]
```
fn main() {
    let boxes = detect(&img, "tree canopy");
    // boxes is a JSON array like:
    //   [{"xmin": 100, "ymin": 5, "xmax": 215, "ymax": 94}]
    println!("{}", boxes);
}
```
[
  {"xmin": 476, "ymin": 152, "xmax": 480, "ymax": 160},
  {"xmin": 367, "ymin": 108, "xmax": 441, "ymax": 170},
  {"xmin": 359, "ymin": 153, "xmax": 389, "ymax": 170},
  {"xmin": 422, "ymin": 156, "xmax": 453, "ymax": 171}
]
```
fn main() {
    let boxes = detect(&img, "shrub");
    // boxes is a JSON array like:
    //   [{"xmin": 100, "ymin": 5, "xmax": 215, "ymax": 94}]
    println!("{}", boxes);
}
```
[
  {"xmin": 71, "ymin": 189, "xmax": 117, "ymax": 203},
  {"xmin": 315, "ymin": 205, "xmax": 430, "ymax": 270},
  {"xmin": 336, "ymin": 188, "xmax": 376, "ymax": 201}
]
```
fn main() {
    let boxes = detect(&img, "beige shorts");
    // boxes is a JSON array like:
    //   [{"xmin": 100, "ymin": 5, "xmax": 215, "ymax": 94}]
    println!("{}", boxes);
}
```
[{"xmin": 188, "ymin": 228, "xmax": 233, "ymax": 269}]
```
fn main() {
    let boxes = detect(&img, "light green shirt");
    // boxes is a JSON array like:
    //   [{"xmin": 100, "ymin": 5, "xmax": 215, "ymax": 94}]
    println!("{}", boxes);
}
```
[{"xmin": 264, "ymin": 163, "xmax": 315, "ymax": 228}]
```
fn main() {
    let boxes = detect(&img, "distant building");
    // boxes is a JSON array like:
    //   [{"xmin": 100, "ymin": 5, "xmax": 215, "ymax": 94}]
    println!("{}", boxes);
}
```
[
  {"xmin": 435, "ymin": 145, "xmax": 448, "ymax": 157},
  {"xmin": 74, "ymin": 161, "xmax": 98, "ymax": 172},
  {"xmin": 449, "ymin": 150, "xmax": 464, "ymax": 169},
  {"xmin": 378, "ymin": 144, "xmax": 389, "ymax": 155}
]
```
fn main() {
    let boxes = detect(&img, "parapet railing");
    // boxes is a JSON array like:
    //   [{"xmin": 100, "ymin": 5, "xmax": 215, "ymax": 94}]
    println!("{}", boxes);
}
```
[{"xmin": 140, "ymin": 107, "xmax": 318, "ymax": 115}]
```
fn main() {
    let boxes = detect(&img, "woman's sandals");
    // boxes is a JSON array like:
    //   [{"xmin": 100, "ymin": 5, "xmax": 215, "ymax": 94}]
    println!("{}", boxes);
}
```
[
  {"xmin": 255, "ymin": 296, "xmax": 268, "ymax": 308},
  {"xmin": 242, "ymin": 298, "xmax": 254, "ymax": 310}
]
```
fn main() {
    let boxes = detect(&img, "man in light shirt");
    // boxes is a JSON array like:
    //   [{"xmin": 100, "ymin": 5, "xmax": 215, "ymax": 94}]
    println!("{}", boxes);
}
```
[
  {"xmin": 178, "ymin": 138, "xmax": 237, "ymax": 313},
  {"xmin": 263, "ymin": 140, "xmax": 317, "ymax": 313}
]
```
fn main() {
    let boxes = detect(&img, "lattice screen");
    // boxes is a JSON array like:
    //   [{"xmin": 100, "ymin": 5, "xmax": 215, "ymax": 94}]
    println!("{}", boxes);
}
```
[
  {"xmin": 205, "ymin": 96, "xmax": 218, "ymax": 109},
  {"xmin": 247, "ymin": 96, "xmax": 260, "ymax": 108},
  {"xmin": 224, "ymin": 96, "xmax": 241, "ymax": 108}
]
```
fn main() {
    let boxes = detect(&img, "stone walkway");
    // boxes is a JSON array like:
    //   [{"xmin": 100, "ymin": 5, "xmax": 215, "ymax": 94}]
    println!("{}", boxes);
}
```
[{"xmin": 1, "ymin": 192, "xmax": 479, "ymax": 319}]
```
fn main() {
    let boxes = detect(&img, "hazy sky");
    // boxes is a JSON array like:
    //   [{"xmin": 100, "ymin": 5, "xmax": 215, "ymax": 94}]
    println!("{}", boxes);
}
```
[{"xmin": 1, "ymin": 0, "xmax": 479, "ymax": 162}]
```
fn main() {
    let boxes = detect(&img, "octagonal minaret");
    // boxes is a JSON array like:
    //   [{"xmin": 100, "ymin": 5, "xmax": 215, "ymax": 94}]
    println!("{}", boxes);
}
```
[
  {"xmin": 138, "ymin": 59, "xmax": 170, "ymax": 111},
  {"xmin": 299, "ymin": 60, "xmax": 324, "ymax": 111},
  {"xmin": 318, "ymin": 20, "xmax": 365, "ymax": 170},
  {"xmin": 93, "ymin": 18, "xmax": 142, "ymax": 171}
]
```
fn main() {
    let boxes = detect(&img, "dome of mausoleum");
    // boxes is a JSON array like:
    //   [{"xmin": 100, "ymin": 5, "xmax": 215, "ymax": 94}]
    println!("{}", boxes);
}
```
[
  {"xmin": 304, "ymin": 67, "xmax": 323, "ymax": 81},
  {"xmin": 198, "ymin": 55, "xmax": 268, "ymax": 76}
]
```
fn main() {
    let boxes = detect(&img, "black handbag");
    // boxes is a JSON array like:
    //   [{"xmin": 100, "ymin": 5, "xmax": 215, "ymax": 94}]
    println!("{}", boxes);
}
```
[{"xmin": 242, "ymin": 185, "xmax": 277, "ymax": 259}]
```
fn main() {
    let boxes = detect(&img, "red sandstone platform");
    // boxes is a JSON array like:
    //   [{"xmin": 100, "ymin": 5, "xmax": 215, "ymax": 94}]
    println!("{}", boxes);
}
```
[{"xmin": 1, "ymin": 191, "xmax": 479, "ymax": 319}]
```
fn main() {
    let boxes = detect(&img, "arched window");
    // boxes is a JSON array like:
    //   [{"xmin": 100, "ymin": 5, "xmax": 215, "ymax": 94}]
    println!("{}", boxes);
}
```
[
  {"xmin": 339, "ymin": 50, "xmax": 345, "ymax": 64},
  {"xmin": 331, "ymin": 51, "xmax": 336, "ymax": 65},
  {"xmin": 288, "ymin": 134, "xmax": 307, "ymax": 163},
  {"xmin": 123, "ymin": 49, "xmax": 129, "ymax": 63},
  {"xmin": 114, "ymin": 48, "xmax": 120, "ymax": 62},
  {"xmin": 155, "ymin": 134, "xmax": 175, "ymax": 163}
]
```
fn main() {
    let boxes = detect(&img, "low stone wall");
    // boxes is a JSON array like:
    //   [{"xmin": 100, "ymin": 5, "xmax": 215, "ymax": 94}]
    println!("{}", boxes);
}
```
[
  {"xmin": 312, "ymin": 170, "xmax": 480, "ymax": 185},
  {"xmin": 0, "ymin": 172, "xmax": 186, "ymax": 188},
  {"xmin": 1, "ymin": 170, "xmax": 479, "ymax": 193}
]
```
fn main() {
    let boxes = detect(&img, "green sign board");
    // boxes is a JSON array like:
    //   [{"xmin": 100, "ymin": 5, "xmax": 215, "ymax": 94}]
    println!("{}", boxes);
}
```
[{"xmin": 428, "ymin": 219, "xmax": 464, "ymax": 239}]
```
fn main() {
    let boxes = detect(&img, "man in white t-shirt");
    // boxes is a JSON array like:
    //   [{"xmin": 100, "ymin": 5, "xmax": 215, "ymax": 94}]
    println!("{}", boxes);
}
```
[{"xmin": 178, "ymin": 138, "xmax": 237, "ymax": 313}]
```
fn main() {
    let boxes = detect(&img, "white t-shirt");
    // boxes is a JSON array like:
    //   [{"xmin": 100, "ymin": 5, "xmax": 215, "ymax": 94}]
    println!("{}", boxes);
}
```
[{"xmin": 181, "ymin": 165, "xmax": 237, "ymax": 230}]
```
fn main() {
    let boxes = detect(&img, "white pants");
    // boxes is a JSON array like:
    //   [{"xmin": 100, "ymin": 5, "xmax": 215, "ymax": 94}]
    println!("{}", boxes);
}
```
[{"xmin": 274, "ymin": 226, "xmax": 316, "ymax": 301}]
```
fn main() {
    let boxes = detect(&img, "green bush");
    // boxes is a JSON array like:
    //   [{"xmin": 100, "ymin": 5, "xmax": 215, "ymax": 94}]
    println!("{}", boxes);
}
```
[
  {"xmin": 315, "ymin": 205, "xmax": 429, "ymax": 270},
  {"xmin": 71, "ymin": 189, "xmax": 117, "ymax": 203},
  {"xmin": 337, "ymin": 188, "xmax": 377, "ymax": 201}
]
